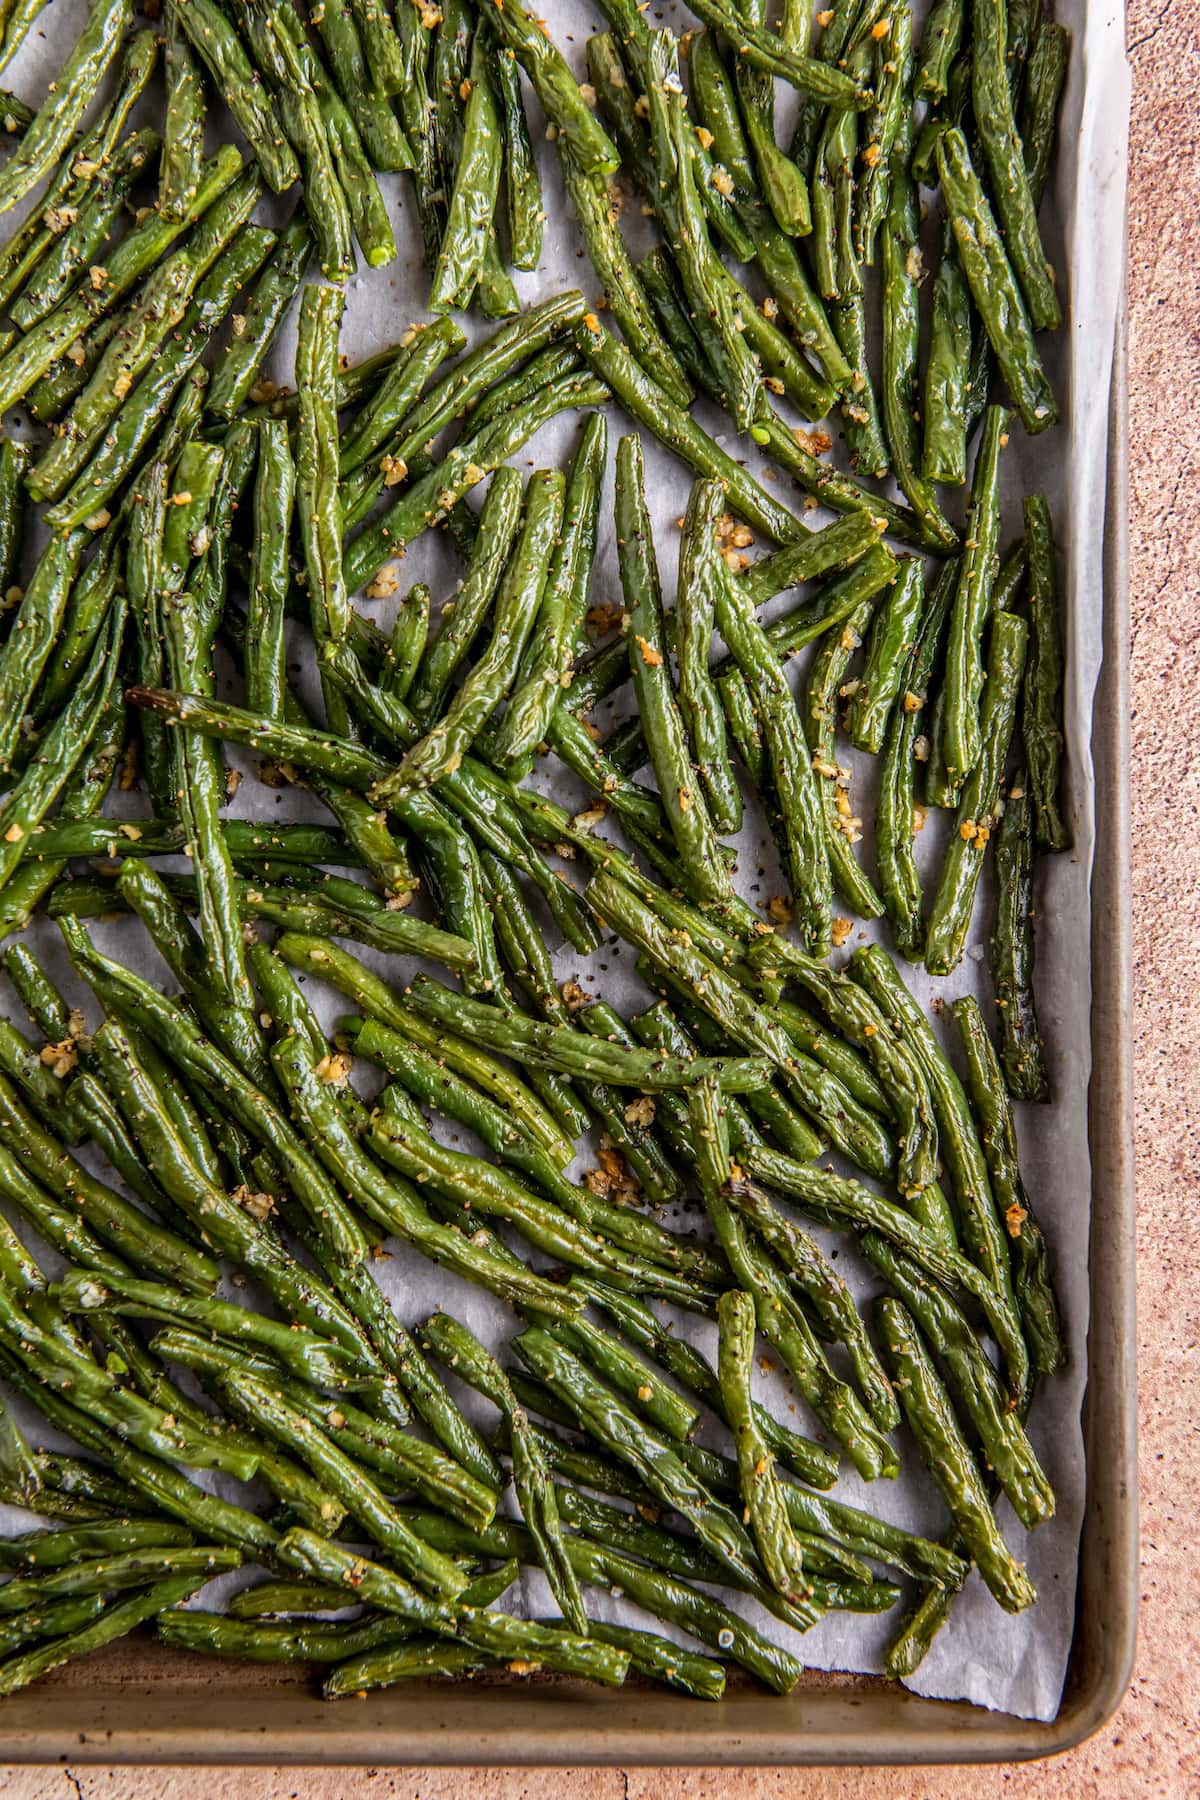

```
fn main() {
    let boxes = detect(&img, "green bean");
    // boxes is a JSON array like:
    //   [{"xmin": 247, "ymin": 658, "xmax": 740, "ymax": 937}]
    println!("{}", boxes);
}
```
[
  {"xmin": 478, "ymin": 1501, "xmax": 803, "ymax": 1688},
  {"xmin": 0, "ymin": 1289, "xmax": 272, "ymax": 1487},
  {"xmin": 936, "ymin": 129, "xmax": 1058, "ymax": 435},
  {"xmin": 1022, "ymin": 23, "xmax": 1070, "ymax": 207},
  {"xmin": 0, "ymin": 437, "xmax": 26, "ymax": 600},
  {"xmin": 636, "ymin": 235, "xmax": 831, "ymax": 425},
  {"xmin": 515, "ymin": 1323, "xmax": 812, "ymax": 1611},
  {"xmin": 343, "ymin": 369, "xmax": 607, "ymax": 589},
  {"xmin": 0, "ymin": 1345, "xmax": 279, "ymax": 1563},
  {"xmin": 587, "ymin": 870, "xmax": 891, "ymax": 1173},
  {"xmin": 952, "ymin": 996, "xmax": 1063, "ymax": 1376},
  {"xmin": 571, "ymin": 1277, "xmax": 838, "ymax": 1490},
  {"xmin": 275, "ymin": 932, "xmax": 572, "ymax": 1166},
  {"xmin": 480, "ymin": 0, "xmax": 617, "ymax": 179},
  {"xmin": 973, "ymin": 0, "xmax": 1060, "ymax": 331},
  {"xmin": 0, "ymin": 607, "xmax": 123, "ymax": 893},
  {"xmin": 0, "ymin": 531, "xmax": 86, "ymax": 772},
  {"xmin": 734, "ymin": 1101, "xmax": 1028, "ymax": 1384},
  {"xmin": 0, "ymin": 0, "xmax": 129, "ymax": 218},
  {"xmin": 1022, "ymin": 492, "xmax": 1069, "ymax": 849},
  {"xmin": 47, "ymin": 225, "xmax": 276, "ymax": 532},
  {"xmin": 0, "ymin": 1593, "xmax": 113, "ymax": 1662},
  {"xmin": 295, "ymin": 281, "xmax": 348, "ymax": 661},
  {"xmin": 846, "ymin": 557, "xmax": 926, "ymax": 754},
  {"xmin": 722, "ymin": 1181, "xmax": 899, "ymax": 1431},
  {"xmin": 877, "ymin": 1298, "xmax": 1036, "ymax": 1614},
  {"xmin": 716, "ymin": 1289, "xmax": 810, "ymax": 1600},
  {"xmin": 941, "ymin": 405, "xmax": 1008, "ymax": 783},
  {"xmin": 0, "ymin": 1520, "xmax": 195, "ymax": 1573},
  {"xmin": 0, "ymin": 1140, "xmax": 135, "ymax": 1288},
  {"xmin": 371, "ymin": 1086, "xmax": 703, "ymax": 1304},
  {"xmin": 748, "ymin": 412, "xmax": 929, "ymax": 552},
  {"xmin": 915, "ymin": 0, "xmax": 962, "ymax": 99},
  {"xmin": 686, "ymin": 31, "xmax": 848, "ymax": 382},
  {"xmin": 548, "ymin": 1311, "xmax": 699, "ymax": 1445},
  {"xmin": 682, "ymin": 0, "xmax": 874, "ymax": 102},
  {"xmin": 171, "ymin": 0, "xmax": 297, "ymax": 193},
  {"xmin": 876, "ymin": 556, "xmax": 956, "ymax": 956},
  {"xmin": 23, "ymin": 1455, "xmax": 145, "ymax": 1521},
  {"xmin": 354, "ymin": 1011, "xmax": 701, "ymax": 1266},
  {"xmin": 311, "ymin": 0, "xmax": 413, "ymax": 171},
  {"xmin": 161, "ymin": 8, "xmax": 205, "ymax": 218},
  {"xmin": 227, "ymin": 1580, "xmax": 363, "ymax": 1620},
  {"xmin": 880, "ymin": 112, "xmax": 959, "ymax": 545},
  {"xmin": 553, "ymin": 1478, "xmax": 893, "ymax": 1617},
  {"xmin": 925, "ymin": 611, "xmax": 1030, "ymax": 975},
  {"xmin": 689, "ymin": 1084, "xmax": 895, "ymax": 1478},
  {"xmin": 405, "ymin": 475, "xmax": 520, "ymax": 725},
  {"xmin": 403, "ymin": 972, "xmax": 768, "ymax": 1094},
  {"xmin": 34, "ymin": 539, "xmax": 120, "ymax": 722},
  {"xmin": 853, "ymin": 4, "xmax": 910, "ymax": 263},
  {"xmin": 61, "ymin": 920, "xmax": 371, "ymax": 1267},
  {"xmin": 830, "ymin": 296, "xmax": 889, "ymax": 478},
  {"xmin": 289, "ymin": 1222, "xmax": 503, "ymax": 1490},
  {"xmin": 742, "ymin": 512, "xmax": 887, "ymax": 609},
  {"xmin": 161, "ymin": 1609, "xmax": 413, "ymax": 1664},
  {"xmin": 419, "ymin": 1312, "xmax": 586, "ymax": 1634},
  {"xmin": 572, "ymin": 320, "xmax": 802, "ymax": 544},
  {"xmin": 0, "ymin": 90, "xmax": 30, "ymax": 134},
  {"xmin": 666, "ymin": 456, "xmax": 741, "ymax": 835},
  {"xmin": 0, "ymin": 1565, "xmax": 245, "ymax": 1698},
  {"xmin": 911, "ymin": 48, "xmax": 969, "ymax": 183},
  {"xmin": 243, "ymin": 419, "xmax": 294, "ymax": 720},
  {"xmin": 31, "ymin": 253, "xmax": 201, "ymax": 507},
  {"xmin": 0, "ymin": 0, "xmax": 52, "ymax": 77},
  {"xmin": 0, "ymin": 1382, "xmax": 39, "ymax": 1509},
  {"xmin": 429, "ymin": 35, "xmax": 501, "ymax": 309},
  {"xmin": 322, "ymin": 1637, "xmax": 497, "ymax": 1691},
  {"xmin": 309, "ymin": 35, "xmax": 395, "ymax": 272},
  {"xmin": 378, "ymin": 469, "xmax": 564, "ymax": 798},
  {"xmin": 733, "ymin": 13, "xmax": 810, "ymax": 238},
  {"xmin": 616, "ymin": 442, "xmax": 733, "ymax": 903},
  {"xmin": 342, "ymin": 293, "xmax": 585, "ymax": 528},
  {"xmin": 647, "ymin": 35, "xmax": 761, "ymax": 429},
  {"xmin": 376, "ymin": 584, "xmax": 428, "ymax": 704},
  {"xmin": 922, "ymin": 220, "xmax": 973, "ymax": 488},
  {"xmin": 217, "ymin": 1370, "xmax": 466, "ymax": 1597},
  {"xmin": 338, "ymin": 318, "xmax": 465, "ymax": 476},
  {"xmin": 985, "ymin": 775, "xmax": 1050, "ymax": 1103},
  {"xmin": 50, "ymin": 1266, "xmax": 368, "ymax": 1397},
  {"xmin": 279, "ymin": 1526, "xmax": 629, "ymax": 1684},
  {"xmin": 0, "ymin": 695, "xmax": 122, "ymax": 941},
  {"xmin": 631, "ymin": 983, "xmax": 825, "ymax": 1165},
  {"xmin": 266, "ymin": 1024, "xmax": 580, "ymax": 1319},
  {"xmin": 154, "ymin": 1319, "xmax": 497, "ymax": 1529},
  {"xmin": 0, "ymin": 945, "xmax": 68, "ymax": 1042},
  {"xmin": 491, "ymin": 414, "xmax": 606, "ymax": 775},
  {"xmin": 90, "ymin": 1017, "xmax": 369, "ymax": 1361},
  {"xmin": 705, "ymin": 481, "xmax": 838, "ymax": 947},
  {"xmin": 491, "ymin": 38, "xmax": 541, "ymax": 269},
  {"xmin": 205, "ymin": 214, "xmax": 311, "ymax": 421},
  {"xmin": 9, "ymin": 127, "xmax": 161, "ymax": 332},
  {"xmin": 801, "ymin": 593, "xmax": 887, "ymax": 922}
]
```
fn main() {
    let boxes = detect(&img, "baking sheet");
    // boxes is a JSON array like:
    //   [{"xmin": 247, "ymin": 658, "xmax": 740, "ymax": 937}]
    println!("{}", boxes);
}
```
[{"xmin": 0, "ymin": 0, "xmax": 1128, "ymax": 1726}]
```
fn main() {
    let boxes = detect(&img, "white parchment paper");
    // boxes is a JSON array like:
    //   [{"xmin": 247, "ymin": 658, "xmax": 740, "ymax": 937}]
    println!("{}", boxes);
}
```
[{"xmin": 0, "ymin": 0, "xmax": 1129, "ymax": 1723}]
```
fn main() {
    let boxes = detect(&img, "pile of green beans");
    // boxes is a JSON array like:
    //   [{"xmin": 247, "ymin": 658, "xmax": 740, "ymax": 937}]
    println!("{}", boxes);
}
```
[{"xmin": 0, "ymin": 0, "xmax": 1076, "ymax": 1710}]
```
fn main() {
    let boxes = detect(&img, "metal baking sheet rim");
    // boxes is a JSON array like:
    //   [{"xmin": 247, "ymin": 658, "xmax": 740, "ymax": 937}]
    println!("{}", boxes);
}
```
[{"xmin": 0, "ymin": 300, "xmax": 1137, "ymax": 1768}]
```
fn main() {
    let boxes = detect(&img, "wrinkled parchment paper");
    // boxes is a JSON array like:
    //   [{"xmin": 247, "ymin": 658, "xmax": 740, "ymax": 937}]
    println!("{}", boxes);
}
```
[{"xmin": 0, "ymin": 0, "xmax": 1129, "ymax": 1723}]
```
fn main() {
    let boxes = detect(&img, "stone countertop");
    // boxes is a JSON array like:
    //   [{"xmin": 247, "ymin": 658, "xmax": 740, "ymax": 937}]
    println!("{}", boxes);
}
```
[{"xmin": 3, "ymin": 0, "xmax": 1198, "ymax": 1793}]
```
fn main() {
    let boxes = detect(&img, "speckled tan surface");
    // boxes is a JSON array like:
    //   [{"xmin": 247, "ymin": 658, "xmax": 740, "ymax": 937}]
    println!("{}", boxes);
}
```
[{"xmin": 2, "ymin": 0, "xmax": 1197, "ymax": 1794}]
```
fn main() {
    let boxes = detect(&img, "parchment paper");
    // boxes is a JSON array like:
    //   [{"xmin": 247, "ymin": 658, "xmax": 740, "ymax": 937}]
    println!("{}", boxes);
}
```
[{"xmin": 0, "ymin": 0, "xmax": 1129, "ymax": 1723}]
